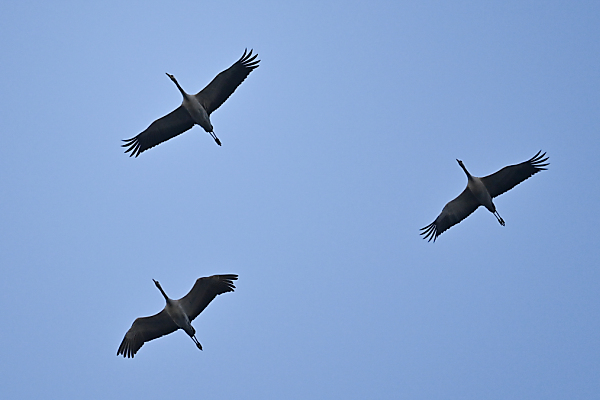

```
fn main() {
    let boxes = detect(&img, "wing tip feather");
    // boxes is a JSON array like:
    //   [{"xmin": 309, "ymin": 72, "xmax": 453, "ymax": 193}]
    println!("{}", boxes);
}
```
[
  {"xmin": 122, "ymin": 136, "xmax": 143, "ymax": 157},
  {"xmin": 420, "ymin": 221, "xmax": 438, "ymax": 242},
  {"xmin": 238, "ymin": 48, "xmax": 260, "ymax": 70},
  {"xmin": 529, "ymin": 150, "xmax": 550, "ymax": 173}
]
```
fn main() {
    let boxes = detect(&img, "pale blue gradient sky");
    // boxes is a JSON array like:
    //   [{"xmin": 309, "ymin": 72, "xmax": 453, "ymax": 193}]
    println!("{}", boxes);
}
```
[{"xmin": 1, "ymin": 1, "xmax": 599, "ymax": 399}]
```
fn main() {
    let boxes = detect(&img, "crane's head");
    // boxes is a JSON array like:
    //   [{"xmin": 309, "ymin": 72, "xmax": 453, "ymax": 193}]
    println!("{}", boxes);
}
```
[
  {"xmin": 153, "ymin": 279, "xmax": 161, "ymax": 289},
  {"xmin": 165, "ymin": 73, "xmax": 176, "ymax": 82},
  {"xmin": 456, "ymin": 159, "xmax": 463, "ymax": 165}
]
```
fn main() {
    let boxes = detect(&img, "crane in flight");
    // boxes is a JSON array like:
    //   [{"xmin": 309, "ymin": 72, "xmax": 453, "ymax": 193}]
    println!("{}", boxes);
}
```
[
  {"xmin": 421, "ymin": 151, "xmax": 548, "ymax": 242},
  {"xmin": 122, "ymin": 49, "xmax": 259, "ymax": 157},
  {"xmin": 117, "ymin": 274, "xmax": 238, "ymax": 358}
]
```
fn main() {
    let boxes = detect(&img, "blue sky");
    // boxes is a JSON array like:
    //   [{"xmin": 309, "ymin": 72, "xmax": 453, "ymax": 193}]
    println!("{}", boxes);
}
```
[{"xmin": 1, "ymin": 0, "xmax": 599, "ymax": 398}]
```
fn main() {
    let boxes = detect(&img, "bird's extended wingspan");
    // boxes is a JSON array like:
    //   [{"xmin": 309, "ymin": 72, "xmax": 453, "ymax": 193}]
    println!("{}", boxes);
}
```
[
  {"xmin": 481, "ymin": 151, "xmax": 549, "ymax": 198},
  {"xmin": 421, "ymin": 188, "xmax": 481, "ymax": 242},
  {"xmin": 196, "ymin": 49, "xmax": 260, "ymax": 115},
  {"xmin": 122, "ymin": 106, "xmax": 194, "ymax": 157},
  {"xmin": 117, "ymin": 310, "xmax": 179, "ymax": 358},
  {"xmin": 179, "ymin": 274, "xmax": 238, "ymax": 322}
]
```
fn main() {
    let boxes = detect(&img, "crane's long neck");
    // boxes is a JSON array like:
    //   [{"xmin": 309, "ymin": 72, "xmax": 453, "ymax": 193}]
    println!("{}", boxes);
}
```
[
  {"xmin": 153, "ymin": 280, "xmax": 171, "ymax": 303},
  {"xmin": 166, "ymin": 73, "xmax": 188, "ymax": 98},
  {"xmin": 458, "ymin": 160, "xmax": 472, "ymax": 180},
  {"xmin": 173, "ymin": 80, "xmax": 186, "ymax": 97}
]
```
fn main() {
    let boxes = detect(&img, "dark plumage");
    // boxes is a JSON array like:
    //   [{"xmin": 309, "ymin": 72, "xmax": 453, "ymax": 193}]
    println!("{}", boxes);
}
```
[
  {"xmin": 118, "ymin": 274, "xmax": 237, "ymax": 358},
  {"xmin": 421, "ymin": 151, "xmax": 549, "ymax": 242},
  {"xmin": 123, "ymin": 49, "xmax": 259, "ymax": 157}
]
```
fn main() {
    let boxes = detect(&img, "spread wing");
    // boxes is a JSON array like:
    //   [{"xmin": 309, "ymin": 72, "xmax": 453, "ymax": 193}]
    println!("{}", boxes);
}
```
[
  {"xmin": 179, "ymin": 274, "xmax": 238, "ymax": 321},
  {"xmin": 117, "ymin": 309, "xmax": 178, "ymax": 358},
  {"xmin": 122, "ymin": 106, "xmax": 194, "ymax": 157},
  {"xmin": 421, "ymin": 188, "xmax": 481, "ymax": 242},
  {"xmin": 196, "ymin": 49, "xmax": 260, "ymax": 115},
  {"xmin": 481, "ymin": 151, "xmax": 549, "ymax": 198}
]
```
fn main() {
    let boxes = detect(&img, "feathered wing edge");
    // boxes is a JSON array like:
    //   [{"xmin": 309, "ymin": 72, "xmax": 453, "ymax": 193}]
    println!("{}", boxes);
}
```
[
  {"xmin": 180, "ymin": 274, "xmax": 238, "ymax": 322},
  {"xmin": 117, "ymin": 310, "xmax": 178, "ymax": 358},
  {"xmin": 122, "ymin": 106, "xmax": 194, "ymax": 157},
  {"xmin": 420, "ymin": 188, "xmax": 480, "ymax": 242},
  {"xmin": 482, "ymin": 151, "xmax": 549, "ymax": 198},
  {"xmin": 196, "ymin": 49, "xmax": 260, "ymax": 114}
]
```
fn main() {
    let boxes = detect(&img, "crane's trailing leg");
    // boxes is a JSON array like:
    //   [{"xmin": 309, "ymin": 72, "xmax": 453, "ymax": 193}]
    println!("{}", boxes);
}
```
[
  {"xmin": 191, "ymin": 335, "xmax": 203, "ymax": 350},
  {"xmin": 209, "ymin": 132, "xmax": 221, "ymax": 146},
  {"xmin": 494, "ymin": 211, "xmax": 505, "ymax": 226}
]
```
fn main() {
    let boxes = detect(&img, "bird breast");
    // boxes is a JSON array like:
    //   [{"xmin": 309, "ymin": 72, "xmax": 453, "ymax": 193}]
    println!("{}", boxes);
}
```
[
  {"xmin": 165, "ymin": 302, "xmax": 193, "ymax": 332},
  {"xmin": 182, "ymin": 97, "xmax": 213, "ymax": 132},
  {"xmin": 467, "ymin": 177, "xmax": 495, "ymax": 212}
]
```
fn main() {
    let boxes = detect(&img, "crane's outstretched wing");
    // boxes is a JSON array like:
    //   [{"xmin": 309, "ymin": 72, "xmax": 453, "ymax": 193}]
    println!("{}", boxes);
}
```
[
  {"xmin": 117, "ymin": 310, "xmax": 178, "ymax": 358},
  {"xmin": 179, "ymin": 274, "xmax": 238, "ymax": 321},
  {"xmin": 481, "ymin": 151, "xmax": 549, "ymax": 198},
  {"xmin": 122, "ymin": 106, "xmax": 194, "ymax": 157},
  {"xmin": 196, "ymin": 49, "xmax": 260, "ymax": 115},
  {"xmin": 421, "ymin": 188, "xmax": 480, "ymax": 242}
]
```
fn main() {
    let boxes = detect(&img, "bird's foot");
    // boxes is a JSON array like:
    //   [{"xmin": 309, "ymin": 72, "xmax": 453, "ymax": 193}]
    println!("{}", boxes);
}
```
[
  {"xmin": 494, "ymin": 211, "xmax": 505, "ymax": 226},
  {"xmin": 209, "ymin": 132, "xmax": 221, "ymax": 146},
  {"xmin": 196, "ymin": 342, "xmax": 203, "ymax": 351}
]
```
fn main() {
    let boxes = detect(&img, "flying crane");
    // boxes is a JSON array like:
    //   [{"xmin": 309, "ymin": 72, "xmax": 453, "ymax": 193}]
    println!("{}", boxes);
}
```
[
  {"xmin": 117, "ymin": 274, "xmax": 237, "ymax": 358},
  {"xmin": 421, "ymin": 151, "xmax": 548, "ymax": 242},
  {"xmin": 122, "ymin": 49, "xmax": 259, "ymax": 157}
]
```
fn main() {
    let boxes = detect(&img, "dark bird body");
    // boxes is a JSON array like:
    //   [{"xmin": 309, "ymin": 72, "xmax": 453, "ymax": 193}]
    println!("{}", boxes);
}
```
[
  {"xmin": 117, "ymin": 274, "xmax": 237, "ymax": 358},
  {"xmin": 421, "ymin": 151, "xmax": 549, "ymax": 242},
  {"xmin": 123, "ymin": 49, "xmax": 259, "ymax": 157}
]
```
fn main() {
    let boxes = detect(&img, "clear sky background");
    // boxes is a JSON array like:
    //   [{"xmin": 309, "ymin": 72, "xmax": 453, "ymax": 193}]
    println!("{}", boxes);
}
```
[{"xmin": 1, "ymin": 1, "xmax": 599, "ymax": 399}]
